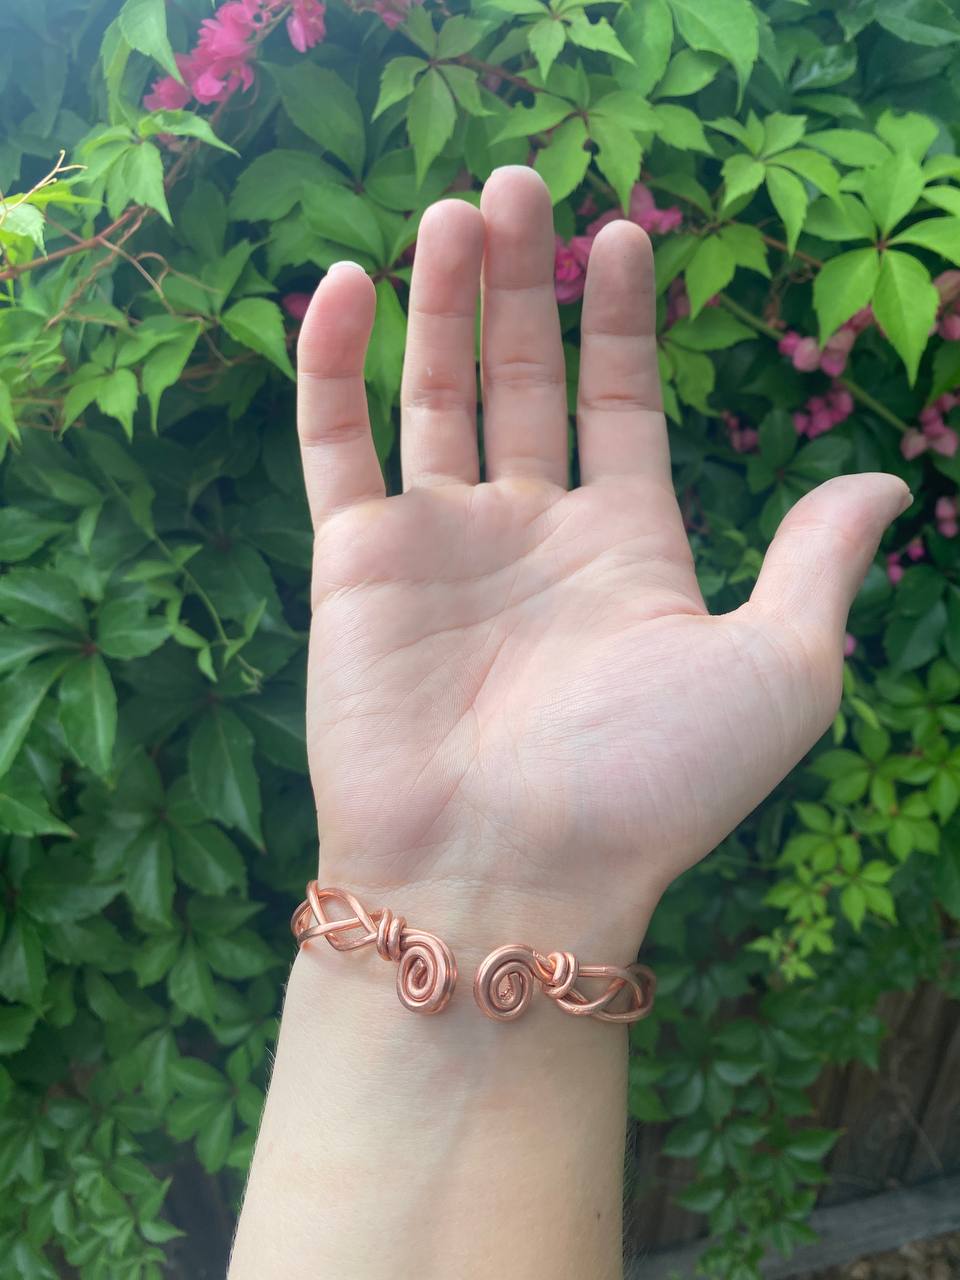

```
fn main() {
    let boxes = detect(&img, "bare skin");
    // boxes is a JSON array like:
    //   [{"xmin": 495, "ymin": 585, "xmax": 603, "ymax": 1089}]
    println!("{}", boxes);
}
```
[{"xmin": 227, "ymin": 165, "xmax": 910, "ymax": 1280}]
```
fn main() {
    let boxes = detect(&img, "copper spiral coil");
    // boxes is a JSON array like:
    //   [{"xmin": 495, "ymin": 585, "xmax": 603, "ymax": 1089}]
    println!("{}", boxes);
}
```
[
  {"xmin": 291, "ymin": 883, "xmax": 457, "ymax": 1015},
  {"xmin": 474, "ymin": 943, "xmax": 656, "ymax": 1024}
]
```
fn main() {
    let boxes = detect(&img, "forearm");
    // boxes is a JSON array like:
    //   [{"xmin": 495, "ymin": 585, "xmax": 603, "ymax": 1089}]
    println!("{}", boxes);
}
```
[{"xmin": 228, "ymin": 884, "xmax": 654, "ymax": 1279}]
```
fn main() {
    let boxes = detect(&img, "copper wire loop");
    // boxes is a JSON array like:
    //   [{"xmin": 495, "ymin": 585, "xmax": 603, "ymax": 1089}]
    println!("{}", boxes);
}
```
[
  {"xmin": 474, "ymin": 943, "xmax": 656, "ymax": 1024},
  {"xmin": 291, "ymin": 883, "xmax": 457, "ymax": 1015}
]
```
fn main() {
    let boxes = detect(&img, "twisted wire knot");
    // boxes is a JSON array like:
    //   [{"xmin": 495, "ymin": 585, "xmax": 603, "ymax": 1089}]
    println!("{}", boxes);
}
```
[
  {"xmin": 474, "ymin": 944, "xmax": 656, "ymax": 1024},
  {"xmin": 291, "ymin": 883, "xmax": 457, "ymax": 1015}
]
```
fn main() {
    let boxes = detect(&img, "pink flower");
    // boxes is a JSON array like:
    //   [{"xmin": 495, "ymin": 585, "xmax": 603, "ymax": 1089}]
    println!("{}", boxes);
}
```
[
  {"xmin": 939, "ymin": 312, "xmax": 960, "ymax": 341},
  {"xmin": 844, "ymin": 633, "xmax": 857, "ymax": 658},
  {"xmin": 778, "ymin": 331, "xmax": 800, "ymax": 358},
  {"xmin": 577, "ymin": 194, "xmax": 598, "ymax": 218},
  {"xmin": 287, "ymin": 0, "xmax": 326, "ymax": 50},
  {"xmin": 373, "ymin": 0, "xmax": 418, "ymax": 27},
  {"xmin": 887, "ymin": 552, "xmax": 904, "ymax": 585},
  {"xmin": 792, "ymin": 336, "xmax": 822, "ymax": 372},
  {"xmin": 554, "ymin": 234, "xmax": 592, "ymax": 304},
  {"xmin": 282, "ymin": 292, "xmax": 312, "ymax": 321},
  {"xmin": 927, "ymin": 424, "xmax": 959, "ymax": 456},
  {"xmin": 586, "ymin": 183, "xmax": 682, "ymax": 239},
  {"xmin": 934, "ymin": 271, "xmax": 960, "ymax": 307},
  {"xmin": 820, "ymin": 327, "xmax": 855, "ymax": 377},
  {"xmin": 722, "ymin": 411, "xmax": 757, "ymax": 453},
  {"xmin": 901, "ymin": 429, "xmax": 929, "ymax": 460},
  {"xmin": 936, "ymin": 496, "xmax": 958, "ymax": 538},
  {"xmin": 666, "ymin": 278, "xmax": 690, "ymax": 327},
  {"xmin": 828, "ymin": 387, "xmax": 854, "ymax": 420},
  {"xmin": 144, "ymin": 58, "xmax": 193, "ymax": 110},
  {"xmin": 906, "ymin": 535, "xmax": 925, "ymax": 562},
  {"xmin": 847, "ymin": 306, "xmax": 874, "ymax": 334},
  {"xmin": 793, "ymin": 411, "xmax": 810, "ymax": 435}
]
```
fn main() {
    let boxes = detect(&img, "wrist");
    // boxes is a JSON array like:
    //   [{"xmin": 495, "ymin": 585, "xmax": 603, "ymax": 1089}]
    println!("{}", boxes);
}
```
[{"xmin": 309, "ymin": 862, "xmax": 662, "ymax": 973}]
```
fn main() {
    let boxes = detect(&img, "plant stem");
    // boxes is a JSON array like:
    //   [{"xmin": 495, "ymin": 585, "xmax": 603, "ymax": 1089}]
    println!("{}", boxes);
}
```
[{"xmin": 716, "ymin": 294, "xmax": 912, "ymax": 434}]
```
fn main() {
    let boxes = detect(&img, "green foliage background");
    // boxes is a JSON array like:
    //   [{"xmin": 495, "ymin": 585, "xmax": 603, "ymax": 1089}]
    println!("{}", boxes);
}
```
[{"xmin": 1, "ymin": 0, "xmax": 959, "ymax": 1276}]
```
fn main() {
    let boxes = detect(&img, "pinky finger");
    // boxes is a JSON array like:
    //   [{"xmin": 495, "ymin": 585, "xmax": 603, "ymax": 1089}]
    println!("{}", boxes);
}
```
[{"xmin": 296, "ymin": 262, "xmax": 386, "ymax": 531}]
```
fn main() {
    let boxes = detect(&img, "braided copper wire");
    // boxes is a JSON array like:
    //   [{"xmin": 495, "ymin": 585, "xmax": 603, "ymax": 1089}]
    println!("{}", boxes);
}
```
[
  {"xmin": 474, "ymin": 943, "xmax": 656, "ymax": 1024},
  {"xmin": 291, "ymin": 883, "xmax": 457, "ymax": 1015}
]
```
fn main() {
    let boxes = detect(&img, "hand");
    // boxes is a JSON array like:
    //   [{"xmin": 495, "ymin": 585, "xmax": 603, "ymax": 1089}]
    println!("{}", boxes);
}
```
[{"xmin": 294, "ymin": 165, "xmax": 909, "ymax": 964}]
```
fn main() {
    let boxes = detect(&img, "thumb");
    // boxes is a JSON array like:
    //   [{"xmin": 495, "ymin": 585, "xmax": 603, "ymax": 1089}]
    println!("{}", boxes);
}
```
[{"xmin": 748, "ymin": 472, "xmax": 911, "ymax": 641}]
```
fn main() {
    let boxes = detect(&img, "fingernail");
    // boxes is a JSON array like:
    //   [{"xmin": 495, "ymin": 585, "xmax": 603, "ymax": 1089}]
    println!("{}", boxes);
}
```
[
  {"xmin": 327, "ymin": 260, "xmax": 366, "ymax": 275},
  {"xmin": 897, "ymin": 486, "xmax": 914, "ymax": 516}
]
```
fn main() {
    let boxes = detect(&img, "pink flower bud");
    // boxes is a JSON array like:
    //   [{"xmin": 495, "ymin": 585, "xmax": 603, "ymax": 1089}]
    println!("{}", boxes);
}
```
[
  {"xmin": 792, "ymin": 411, "xmax": 810, "ymax": 435},
  {"xmin": 935, "ymin": 496, "xmax": 957, "ymax": 521},
  {"xmin": 934, "ymin": 270, "xmax": 960, "ymax": 306},
  {"xmin": 929, "ymin": 426, "xmax": 959, "ymax": 457},
  {"xmin": 900, "ymin": 429, "xmax": 929, "ymax": 460},
  {"xmin": 778, "ymin": 331, "xmax": 801, "ymax": 357},
  {"xmin": 938, "ymin": 312, "xmax": 960, "ymax": 342},
  {"xmin": 887, "ymin": 553, "xmax": 903, "ymax": 585},
  {"xmin": 827, "ymin": 387, "xmax": 854, "ymax": 420},
  {"xmin": 792, "ymin": 337, "xmax": 821, "ymax": 372},
  {"xmin": 281, "ymin": 292, "xmax": 312, "ymax": 320},
  {"xmin": 906, "ymin": 535, "xmax": 925, "ymax": 561}
]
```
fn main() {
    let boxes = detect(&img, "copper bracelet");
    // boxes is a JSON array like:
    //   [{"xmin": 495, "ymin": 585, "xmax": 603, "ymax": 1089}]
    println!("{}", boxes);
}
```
[
  {"xmin": 290, "ymin": 882, "xmax": 457, "ymax": 1014},
  {"xmin": 291, "ymin": 883, "xmax": 656, "ymax": 1024},
  {"xmin": 473, "ymin": 944, "xmax": 656, "ymax": 1024}
]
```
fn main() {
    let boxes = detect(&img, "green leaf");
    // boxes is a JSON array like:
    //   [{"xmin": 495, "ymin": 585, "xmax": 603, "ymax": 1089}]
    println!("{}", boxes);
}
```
[
  {"xmin": 759, "ymin": 409, "xmax": 798, "ymax": 469},
  {"xmin": 812, "ymin": 247, "xmax": 880, "ymax": 343},
  {"xmin": 96, "ymin": 368, "xmax": 139, "ymax": 439},
  {"xmin": 875, "ymin": 0, "xmax": 960, "ymax": 46},
  {"xmin": 438, "ymin": 65, "xmax": 486, "ymax": 117},
  {"xmin": 590, "ymin": 118, "xmax": 642, "ymax": 214},
  {"xmin": 302, "ymin": 182, "xmax": 386, "ymax": 261},
  {"xmin": 783, "ymin": 1127, "xmax": 840, "ymax": 1161},
  {"xmin": 221, "ymin": 299, "xmax": 295, "ymax": 381},
  {"xmin": 685, "ymin": 236, "xmax": 736, "ymax": 316},
  {"xmin": 565, "ymin": 11, "xmax": 634, "ymax": 62},
  {"xmin": 871, "ymin": 250, "xmax": 939, "ymax": 384},
  {"xmin": 876, "ymin": 109, "xmax": 939, "ymax": 162},
  {"xmin": 891, "ymin": 216, "xmax": 960, "ymax": 266},
  {"xmin": 534, "ymin": 116, "xmax": 590, "ymax": 204},
  {"xmin": 0, "ymin": 782, "xmax": 74, "ymax": 836},
  {"xmin": 804, "ymin": 194, "xmax": 875, "ymax": 241},
  {"xmin": 114, "ymin": 143, "xmax": 171, "ymax": 223},
  {"xmin": 437, "ymin": 15, "xmax": 488, "ymax": 57},
  {"xmin": 188, "ymin": 705, "xmax": 264, "ymax": 849},
  {"xmin": 267, "ymin": 63, "xmax": 366, "ymax": 175},
  {"xmin": 884, "ymin": 599, "xmax": 947, "ymax": 670},
  {"xmin": 721, "ymin": 154, "xmax": 765, "ymax": 210},
  {"xmin": 651, "ymin": 103, "xmax": 710, "ymax": 153},
  {"xmin": 655, "ymin": 50, "xmax": 722, "ymax": 99},
  {"xmin": 118, "ymin": 0, "xmax": 180, "ymax": 80},
  {"xmin": 613, "ymin": 0, "xmax": 673, "ymax": 96},
  {"xmin": 0, "ymin": 1005, "xmax": 37, "ymax": 1054},
  {"xmin": 861, "ymin": 152, "xmax": 925, "ymax": 237},
  {"xmin": 717, "ymin": 223, "xmax": 769, "ymax": 276},
  {"xmin": 97, "ymin": 597, "xmax": 168, "ymax": 658},
  {"xmin": 229, "ymin": 150, "xmax": 342, "ymax": 222},
  {"xmin": 196, "ymin": 1102, "xmax": 234, "ymax": 1172},
  {"xmin": 762, "ymin": 112, "xmax": 807, "ymax": 157},
  {"xmin": 407, "ymin": 67, "xmax": 457, "ymax": 188},
  {"xmin": 807, "ymin": 129, "xmax": 891, "ymax": 168},
  {"xmin": 495, "ymin": 95, "xmax": 573, "ymax": 144},
  {"xmin": 171, "ymin": 823, "xmax": 246, "ymax": 895},
  {"xmin": 142, "ymin": 322, "xmax": 200, "ymax": 431},
  {"xmin": 372, "ymin": 56, "xmax": 428, "ymax": 120},
  {"xmin": 766, "ymin": 167, "xmax": 807, "ymax": 253},
  {"xmin": 0, "ymin": 569, "xmax": 87, "ymax": 634},
  {"xmin": 590, "ymin": 92, "xmax": 658, "ymax": 133},
  {"xmin": 138, "ymin": 109, "xmax": 237, "ymax": 155},
  {"xmin": 364, "ymin": 279, "xmax": 407, "ymax": 415},
  {"xmin": 59, "ymin": 654, "xmax": 117, "ymax": 776},
  {"xmin": 773, "ymin": 148, "xmax": 840, "ymax": 200},
  {"xmin": 666, "ymin": 0, "xmax": 759, "ymax": 96},
  {"xmin": 667, "ymin": 309, "xmax": 754, "ymax": 350},
  {"xmin": 0, "ymin": 918, "xmax": 46, "ymax": 1006},
  {"xmin": 168, "ymin": 938, "xmax": 216, "ymax": 1021},
  {"xmin": 126, "ymin": 826, "xmax": 175, "ymax": 924},
  {"xmin": 528, "ymin": 19, "xmax": 566, "ymax": 81}
]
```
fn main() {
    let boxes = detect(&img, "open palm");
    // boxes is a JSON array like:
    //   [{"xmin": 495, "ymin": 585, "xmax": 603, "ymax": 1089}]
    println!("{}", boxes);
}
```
[{"xmin": 296, "ymin": 166, "xmax": 909, "ymax": 958}]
